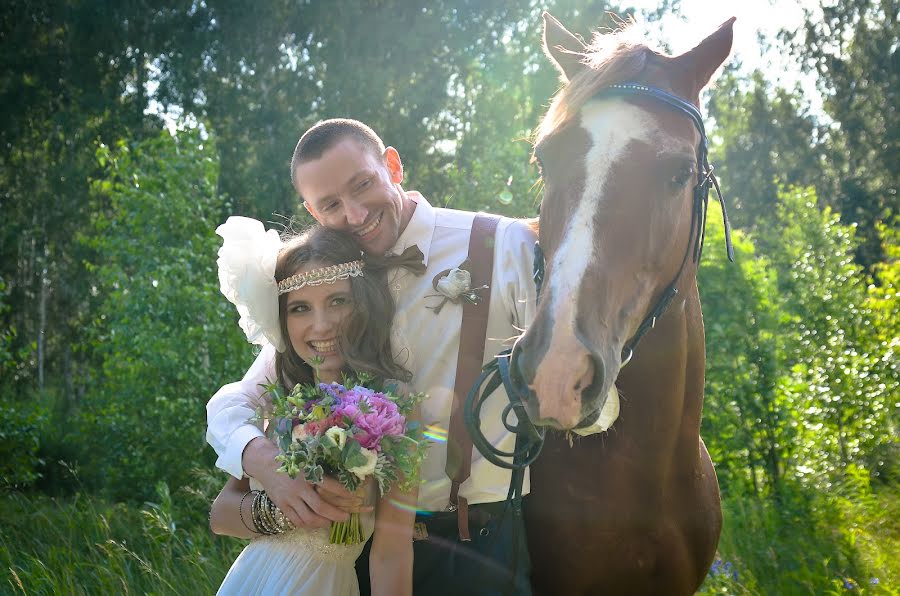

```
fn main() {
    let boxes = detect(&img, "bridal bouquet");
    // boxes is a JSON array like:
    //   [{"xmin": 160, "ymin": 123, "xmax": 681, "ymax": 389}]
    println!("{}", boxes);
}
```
[{"xmin": 258, "ymin": 372, "xmax": 428, "ymax": 544}]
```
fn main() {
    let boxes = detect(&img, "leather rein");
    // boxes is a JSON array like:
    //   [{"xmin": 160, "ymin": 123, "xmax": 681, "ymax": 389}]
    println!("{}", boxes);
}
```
[{"xmin": 464, "ymin": 83, "xmax": 734, "ymax": 473}]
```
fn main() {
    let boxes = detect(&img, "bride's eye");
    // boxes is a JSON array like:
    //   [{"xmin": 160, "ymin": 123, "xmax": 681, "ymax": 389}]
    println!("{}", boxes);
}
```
[{"xmin": 331, "ymin": 296, "xmax": 352, "ymax": 307}]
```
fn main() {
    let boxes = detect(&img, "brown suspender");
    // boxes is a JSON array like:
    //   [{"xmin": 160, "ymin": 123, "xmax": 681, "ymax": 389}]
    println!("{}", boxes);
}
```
[{"xmin": 445, "ymin": 213, "xmax": 500, "ymax": 541}]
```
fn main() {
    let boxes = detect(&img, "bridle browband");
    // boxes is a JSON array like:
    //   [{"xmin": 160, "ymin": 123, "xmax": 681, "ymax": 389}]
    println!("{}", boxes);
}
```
[{"xmin": 464, "ymin": 82, "xmax": 734, "ymax": 473}]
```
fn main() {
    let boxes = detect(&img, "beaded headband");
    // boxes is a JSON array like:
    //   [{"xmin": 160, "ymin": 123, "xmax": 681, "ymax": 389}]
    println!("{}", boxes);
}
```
[{"xmin": 277, "ymin": 260, "xmax": 365, "ymax": 295}]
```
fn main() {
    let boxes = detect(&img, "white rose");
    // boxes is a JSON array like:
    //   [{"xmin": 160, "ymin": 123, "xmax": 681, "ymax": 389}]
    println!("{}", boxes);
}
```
[
  {"xmin": 325, "ymin": 427, "xmax": 347, "ymax": 449},
  {"xmin": 348, "ymin": 447, "xmax": 379, "ymax": 480},
  {"xmin": 292, "ymin": 424, "xmax": 308, "ymax": 443},
  {"xmin": 436, "ymin": 268, "xmax": 471, "ymax": 299}
]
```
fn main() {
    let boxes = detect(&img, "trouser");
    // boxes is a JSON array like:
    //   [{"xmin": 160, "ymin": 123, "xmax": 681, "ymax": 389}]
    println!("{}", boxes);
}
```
[{"xmin": 356, "ymin": 499, "xmax": 532, "ymax": 596}]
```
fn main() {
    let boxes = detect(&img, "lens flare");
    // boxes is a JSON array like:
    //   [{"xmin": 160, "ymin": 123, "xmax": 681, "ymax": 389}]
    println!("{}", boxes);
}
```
[
  {"xmin": 385, "ymin": 497, "xmax": 421, "ymax": 515},
  {"xmin": 423, "ymin": 424, "xmax": 448, "ymax": 443}
]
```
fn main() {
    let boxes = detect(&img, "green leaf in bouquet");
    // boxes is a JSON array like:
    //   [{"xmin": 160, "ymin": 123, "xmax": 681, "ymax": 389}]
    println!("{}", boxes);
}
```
[
  {"xmin": 341, "ymin": 439, "xmax": 368, "ymax": 469},
  {"xmin": 336, "ymin": 468, "xmax": 361, "ymax": 492},
  {"xmin": 373, "ymin": 452, "xmax": 398, "ymax": 496},
  {"xmin": 304, "ymin": 462, "xmax": 324, "ymax": 484}
]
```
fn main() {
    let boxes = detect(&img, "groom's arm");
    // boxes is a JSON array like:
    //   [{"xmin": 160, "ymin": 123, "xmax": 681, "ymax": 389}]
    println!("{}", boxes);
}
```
[
  {"xmin": 206, "ymin": 344, "xmax": 367, "ymax": 528},
  {"xmin": 496, "ymin": 218, "xmax": 539, "ymax": 330},
  {"xmin": 205, "ymin": 344, "xmax": 273, "ymax": 478}
]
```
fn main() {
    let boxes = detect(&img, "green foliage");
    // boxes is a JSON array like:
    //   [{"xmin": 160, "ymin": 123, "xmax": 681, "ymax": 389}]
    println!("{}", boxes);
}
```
[
  {"xmin": 700, "ymin": 207, "xmax": 790, "ymax": 494},
  {"xmin": 706, "ymin": 69, "xmax": 825, "ymax": 233},
  {"xmin": 0, "ymin": 473, "xmax": 243, "ymax": 595},
  {"xmin": 701, "ymin": 187, "xmax": 896, "ymax": 495},
  {"xmin": 698, "ymin": 476, "xmax": 899, "ymax": 595},
  {"xmin": 787, "ymin": 0, "xmax": 898, "ymax": 268},
  {"xmin": 74, "ymin": 129, "xmax": 250, "ymax": 500},
  {"xmin": 759, "ymin": 188, "xmax": 893, "ymax": 482}
]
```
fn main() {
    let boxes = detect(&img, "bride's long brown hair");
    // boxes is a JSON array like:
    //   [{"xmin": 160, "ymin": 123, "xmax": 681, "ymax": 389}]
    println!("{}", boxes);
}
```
[{"xmin": 273, "ymin": 226, "xmax": 411, "ymax": 389}]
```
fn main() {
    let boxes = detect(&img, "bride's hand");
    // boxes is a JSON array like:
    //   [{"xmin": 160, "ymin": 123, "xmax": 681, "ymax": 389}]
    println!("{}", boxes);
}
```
[
  {"xmin": 243, "ymin": 436, "xmax": 362, "ymax": 529},
  {"xmin": 315, "ymin": 476, "xmax": 375, "ymax": 513}
]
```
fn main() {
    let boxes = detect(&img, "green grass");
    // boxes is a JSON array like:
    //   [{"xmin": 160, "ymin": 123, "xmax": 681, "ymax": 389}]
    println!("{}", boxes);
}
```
[
  {"xmin": 1, "ymin": 474, "xmax": 244, "ymax": 595},
  {"xmin": 699, "ymin": 474, "xmax": 899, "ymax": 595},
  {"xmin": 2, "ymin": 474, "xmax": 897, "ymax": 594}
]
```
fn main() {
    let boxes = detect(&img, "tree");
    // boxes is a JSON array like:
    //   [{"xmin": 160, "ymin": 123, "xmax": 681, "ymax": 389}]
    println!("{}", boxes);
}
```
[
  {"xmin": 706, "ymin": 68, "xmax": 825, "ymax": 233},
  {"xmin": 788, "ymin": 0, "xmax": 898, "ymax": 268},
  {"xmin": 75, "ymin": 129, "xmax": 248, "ymax": 499}
]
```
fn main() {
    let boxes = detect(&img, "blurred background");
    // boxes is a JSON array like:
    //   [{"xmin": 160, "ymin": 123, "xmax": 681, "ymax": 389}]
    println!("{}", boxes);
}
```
[{"xmin": 0, "ymin": 0, "xmax": 896, "ymax": 593}]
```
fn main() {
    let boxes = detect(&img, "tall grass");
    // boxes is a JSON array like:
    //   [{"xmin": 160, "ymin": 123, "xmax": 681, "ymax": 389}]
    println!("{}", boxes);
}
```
[
  {"xmin": 1, "ymin": 471, "xmax": 243, "ymax": 595},
  {"xmin": 3, "ymin": 471, "xmax": 897, "ymax": 594},
  {"xmin": 699, "ymin": 471, "xmax": 899, "ymax": 595}
]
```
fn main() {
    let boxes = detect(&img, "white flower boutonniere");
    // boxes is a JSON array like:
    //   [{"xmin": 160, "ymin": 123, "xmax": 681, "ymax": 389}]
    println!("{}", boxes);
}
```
[
  {"xmin": 427, "ymin": 260, "xmax": 489, "ymax": 314},
  {"xmin": 436, "ymin": 268, "xmax": 472, "ymax": 300}
]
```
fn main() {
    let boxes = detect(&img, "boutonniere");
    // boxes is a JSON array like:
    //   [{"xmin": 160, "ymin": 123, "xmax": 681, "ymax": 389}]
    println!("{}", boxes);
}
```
[{"xmin": 426, "ymin": 259, "xmax": 489, "ymax": 315}]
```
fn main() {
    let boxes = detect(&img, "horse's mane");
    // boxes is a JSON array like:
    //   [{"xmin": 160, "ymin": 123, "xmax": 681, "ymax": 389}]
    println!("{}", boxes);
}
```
[{"xmin": 536, "ymin": 27, "xmax": 665, "ymax": 143}]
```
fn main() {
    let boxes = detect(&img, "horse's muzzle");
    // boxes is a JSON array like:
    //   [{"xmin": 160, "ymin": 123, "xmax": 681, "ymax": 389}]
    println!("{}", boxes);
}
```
[{"xmin": 510, "ymin": 338, "xmax": 606, "ymax": 429}]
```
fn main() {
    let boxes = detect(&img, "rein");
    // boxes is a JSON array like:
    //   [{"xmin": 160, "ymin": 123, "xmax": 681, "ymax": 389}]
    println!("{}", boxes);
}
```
[{"xmin": 464, "ymin": 83, "xmax": 734, "ymax": 473}]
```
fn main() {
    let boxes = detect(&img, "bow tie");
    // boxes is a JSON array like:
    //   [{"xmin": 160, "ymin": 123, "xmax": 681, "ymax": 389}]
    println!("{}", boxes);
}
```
[{"xmin": 376, "ymin": 245, "xmax": 426, "ymax": 275}]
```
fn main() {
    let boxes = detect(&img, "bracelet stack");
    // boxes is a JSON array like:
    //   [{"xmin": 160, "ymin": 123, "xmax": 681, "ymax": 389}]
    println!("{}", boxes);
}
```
[{"xmin": 248, "ymin": 489, "xmax": 294, "ymax": 535}]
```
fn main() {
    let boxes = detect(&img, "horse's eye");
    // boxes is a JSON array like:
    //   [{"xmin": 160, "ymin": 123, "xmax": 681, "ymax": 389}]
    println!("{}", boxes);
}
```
[{"xmin": 669, "ymin": 165, "xmax": 696, "ymax": 191}]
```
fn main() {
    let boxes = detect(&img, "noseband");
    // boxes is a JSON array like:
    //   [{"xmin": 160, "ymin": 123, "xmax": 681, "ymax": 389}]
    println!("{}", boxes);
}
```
[{"xmin": 464, "ymin": 83, "xmax": 734, "ymax": 475}]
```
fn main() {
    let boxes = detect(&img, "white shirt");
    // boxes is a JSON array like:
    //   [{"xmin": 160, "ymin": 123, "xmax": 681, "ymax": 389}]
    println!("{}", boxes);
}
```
[{"xmin": 206, "ymin": 193, "xmax": 537, "ymax": 510}]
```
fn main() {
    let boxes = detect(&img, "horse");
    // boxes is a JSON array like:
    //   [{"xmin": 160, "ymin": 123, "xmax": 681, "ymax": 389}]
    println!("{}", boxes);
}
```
[{"xmin": 511, "ymin": 13, "xmax": 734, "ymax": 595}]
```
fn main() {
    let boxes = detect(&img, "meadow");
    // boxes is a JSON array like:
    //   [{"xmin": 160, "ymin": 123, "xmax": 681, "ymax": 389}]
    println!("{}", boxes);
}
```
[{"xmin": 2, "ymin": 467, "xmax": 898, "ymax": 595}]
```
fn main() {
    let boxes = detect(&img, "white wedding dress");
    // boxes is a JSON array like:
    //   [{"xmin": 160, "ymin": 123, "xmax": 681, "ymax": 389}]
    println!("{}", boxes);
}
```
[{"xmin": 216, "ymin": 480, "xmax": 375, "ymax": 596}]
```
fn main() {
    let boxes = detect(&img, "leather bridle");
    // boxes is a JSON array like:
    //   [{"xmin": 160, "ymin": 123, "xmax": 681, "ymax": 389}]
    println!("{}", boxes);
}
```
[{"xmin": 464, "ymin": 82, "xmax": 734, "ymax": 473}]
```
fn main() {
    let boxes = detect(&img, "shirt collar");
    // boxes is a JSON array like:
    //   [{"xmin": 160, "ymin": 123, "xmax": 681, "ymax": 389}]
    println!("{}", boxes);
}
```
[{"xmin": 388, "ymin": 191, "xmax": 435, "ymax": 266}]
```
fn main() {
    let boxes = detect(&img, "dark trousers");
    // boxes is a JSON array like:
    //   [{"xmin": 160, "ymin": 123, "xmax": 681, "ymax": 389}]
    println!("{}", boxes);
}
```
[{"xmin": 356, "ymin": 500, "xmax": 531, "ymax": 596}]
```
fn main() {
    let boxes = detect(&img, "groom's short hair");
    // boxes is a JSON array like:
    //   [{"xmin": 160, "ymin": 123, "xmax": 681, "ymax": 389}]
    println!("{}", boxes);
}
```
[{"xmin": 291, "ymin": 119, "xmax": 386, "ymax": 188}]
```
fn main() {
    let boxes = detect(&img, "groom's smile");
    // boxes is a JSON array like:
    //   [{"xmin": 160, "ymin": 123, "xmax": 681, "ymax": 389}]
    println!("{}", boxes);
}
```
[{"xmin": 353, "ymin": 211, "xmax": 383, "ymax": 240}]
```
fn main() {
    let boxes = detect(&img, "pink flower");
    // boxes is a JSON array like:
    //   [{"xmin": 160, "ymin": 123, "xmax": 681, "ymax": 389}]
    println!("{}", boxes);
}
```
[{"xmin": 334, "ymin": 389, "xmax": 405, "ymax": 452}]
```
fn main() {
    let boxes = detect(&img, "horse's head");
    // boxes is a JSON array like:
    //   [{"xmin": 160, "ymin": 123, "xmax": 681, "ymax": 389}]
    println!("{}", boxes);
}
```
[{"xmin": 511, "ymin": 13, "xmax": 734, "ymax": 430}]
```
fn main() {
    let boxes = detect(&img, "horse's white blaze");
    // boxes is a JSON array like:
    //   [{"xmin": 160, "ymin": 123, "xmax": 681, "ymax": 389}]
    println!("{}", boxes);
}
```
[{"xmin": 532, "ymin": 100, "xmax": 655, "ymax": 420}]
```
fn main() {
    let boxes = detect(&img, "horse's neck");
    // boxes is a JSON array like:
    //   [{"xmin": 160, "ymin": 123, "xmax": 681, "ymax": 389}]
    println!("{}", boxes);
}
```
[{"xmin": 616, "ymin": 279, "xmax": 706, "ymax": 446}]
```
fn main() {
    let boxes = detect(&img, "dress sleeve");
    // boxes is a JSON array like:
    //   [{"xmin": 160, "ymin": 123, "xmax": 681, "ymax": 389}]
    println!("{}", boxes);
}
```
[
  {"xmin": 494, "ymin": 218, "xmax": 539, "ymax": 331},
  {"xmin": 206, "ymin": 343, "xmax": 276, "ymax": 479}
]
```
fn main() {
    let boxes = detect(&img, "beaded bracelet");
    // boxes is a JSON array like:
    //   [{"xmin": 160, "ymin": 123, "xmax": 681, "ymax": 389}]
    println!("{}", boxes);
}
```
[
  {"xmin": 239, "ymin": 490, "xmax": 258, "ymax": 534},
  {"xmin": 250, "ymin": 490, "xmax": 293, "ymax": 535}
]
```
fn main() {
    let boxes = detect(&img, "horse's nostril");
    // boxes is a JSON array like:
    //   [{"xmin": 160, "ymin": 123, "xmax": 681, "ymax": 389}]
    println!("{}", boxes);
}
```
[{"xmin": 581, "ymin": 353, "xmax": 605, "ymax": 402}]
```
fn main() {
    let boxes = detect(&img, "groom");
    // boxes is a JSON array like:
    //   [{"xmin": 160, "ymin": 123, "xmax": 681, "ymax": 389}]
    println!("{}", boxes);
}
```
[{"xmin": 207, "ymin": 118, "xmax": 537, "ymax": 595}]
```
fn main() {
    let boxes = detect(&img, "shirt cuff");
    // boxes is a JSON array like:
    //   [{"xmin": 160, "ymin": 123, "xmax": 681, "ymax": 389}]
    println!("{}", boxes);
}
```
[{"xmin": 215, "ymin": 424, "xmax": 265, "ymax": 479}]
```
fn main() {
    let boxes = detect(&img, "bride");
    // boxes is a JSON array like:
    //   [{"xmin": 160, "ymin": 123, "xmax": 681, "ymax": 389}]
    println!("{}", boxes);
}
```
[{"xmin": 209, "ymin": 218, "xmax": 418, "ymax": 596}]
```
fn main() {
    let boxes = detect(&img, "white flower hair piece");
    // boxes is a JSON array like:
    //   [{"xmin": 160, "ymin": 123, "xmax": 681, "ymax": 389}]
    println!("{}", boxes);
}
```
[
  {"xmin": 216, "ymin": 216, "xmax": 286, "ymax": 352},
  {"xmin": 277, "ymin": 260, "xmax": 364, "ymax": 295}
]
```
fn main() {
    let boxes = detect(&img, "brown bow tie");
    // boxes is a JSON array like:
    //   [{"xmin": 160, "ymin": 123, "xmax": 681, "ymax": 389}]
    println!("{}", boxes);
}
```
[{"xmin": 377, "ymin": 245, "xmax": 426, "ymax": 275}]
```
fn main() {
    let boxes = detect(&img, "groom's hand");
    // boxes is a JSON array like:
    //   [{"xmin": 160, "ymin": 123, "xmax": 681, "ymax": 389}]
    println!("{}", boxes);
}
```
[{"xmin": 241, "ymin": 436, "xmax": 361, "ymax": 529}]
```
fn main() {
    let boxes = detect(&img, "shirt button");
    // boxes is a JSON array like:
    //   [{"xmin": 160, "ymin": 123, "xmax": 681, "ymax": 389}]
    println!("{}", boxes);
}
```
[{"xmin": 394, "ymin": 284, "xmax": 401, "ymax": 290}]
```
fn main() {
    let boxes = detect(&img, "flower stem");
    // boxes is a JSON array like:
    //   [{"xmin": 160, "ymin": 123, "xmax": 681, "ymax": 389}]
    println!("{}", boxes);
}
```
[{"xmin": 329, "ymin": 513, "xmax": 362, "ymax": 545}]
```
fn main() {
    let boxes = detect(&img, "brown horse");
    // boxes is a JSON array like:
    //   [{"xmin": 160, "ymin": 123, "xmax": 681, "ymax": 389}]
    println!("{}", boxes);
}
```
[{"xmin": 511, "ymin": 13, "xmax": 734, "ymax": 595}]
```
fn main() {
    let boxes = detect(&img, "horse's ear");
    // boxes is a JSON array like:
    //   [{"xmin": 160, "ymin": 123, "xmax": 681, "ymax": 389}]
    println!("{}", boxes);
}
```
[
  {"xmin": 542, "ymin": 11, "xmax": 587, "ymax": 82},
  {"xmin": 676, "ymin": 17, "xmax": 736, "ymax": 91}
]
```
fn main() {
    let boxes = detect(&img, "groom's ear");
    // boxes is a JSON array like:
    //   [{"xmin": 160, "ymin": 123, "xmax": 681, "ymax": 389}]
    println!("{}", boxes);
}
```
[{"xmin": 384, "ymin": 147, "xmax": 403, "ymax": 184}]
